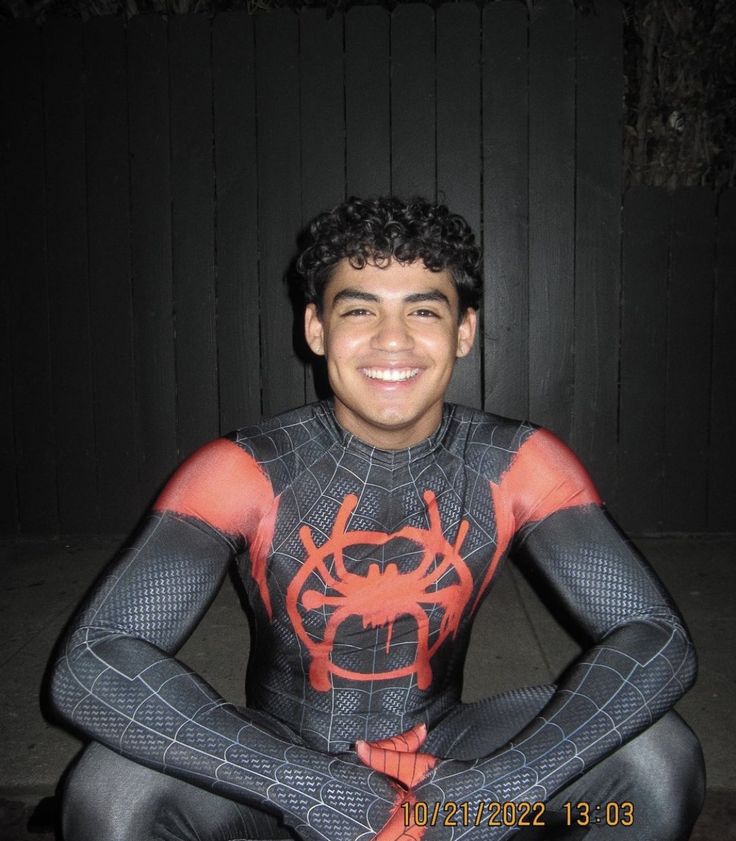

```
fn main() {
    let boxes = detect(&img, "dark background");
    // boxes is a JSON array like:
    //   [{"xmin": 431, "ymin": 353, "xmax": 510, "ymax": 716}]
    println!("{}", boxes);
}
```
[{"xmin": 1, "ymin": 0, "xmax": 734, "ymax": 539}]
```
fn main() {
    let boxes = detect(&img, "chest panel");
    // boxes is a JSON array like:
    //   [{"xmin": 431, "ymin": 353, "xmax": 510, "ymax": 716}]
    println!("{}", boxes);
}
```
[{"xmin": 247, "ymin": 448, "xmax": 504, "ymax": 693}]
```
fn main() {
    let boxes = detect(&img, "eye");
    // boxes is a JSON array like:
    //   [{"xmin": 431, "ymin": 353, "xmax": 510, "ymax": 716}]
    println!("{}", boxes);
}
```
[
  {"xmin": 412, "ymin": 308, "xmax": 441, "ymax": 319},
  {"xmin": 340, "ymin": 307, "xmax": 373, "ymax": 318}
]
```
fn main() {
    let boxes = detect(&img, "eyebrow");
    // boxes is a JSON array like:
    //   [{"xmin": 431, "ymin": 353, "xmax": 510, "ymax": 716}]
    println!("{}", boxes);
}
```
[{"xmin": 331, "ymin": 288, "xmax": 452, "ymax": 307}]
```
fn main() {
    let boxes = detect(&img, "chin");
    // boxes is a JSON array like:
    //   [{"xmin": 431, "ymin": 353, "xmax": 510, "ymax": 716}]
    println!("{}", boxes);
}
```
[{"xmin": 364, "ymin": 410, "xmax": 412, "ymax": 431}]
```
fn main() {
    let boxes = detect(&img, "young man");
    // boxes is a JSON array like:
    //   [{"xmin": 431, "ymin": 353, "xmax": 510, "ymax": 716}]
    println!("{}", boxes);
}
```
[{"xmin": 51, "ymin": 197, "xmax": 704, "ymax": 841}]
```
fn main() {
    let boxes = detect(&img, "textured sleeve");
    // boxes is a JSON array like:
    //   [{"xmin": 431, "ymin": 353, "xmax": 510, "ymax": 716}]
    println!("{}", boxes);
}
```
[
  {"xmin": 504, "ymin": 498, "xmax": 696, "ymax": 796},
  {"xmin": 48, "ymin": 440, "xmax": 398, "ymax": 841},
  {"xmin": 407, "ymin": 430, "xmax": 696, "ymax": 836}
]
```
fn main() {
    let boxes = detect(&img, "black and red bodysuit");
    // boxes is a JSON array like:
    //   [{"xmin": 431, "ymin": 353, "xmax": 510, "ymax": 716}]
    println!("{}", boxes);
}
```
[{"xmin": 50, "ymin": 402, "xmax": 698, "ymax": 840}]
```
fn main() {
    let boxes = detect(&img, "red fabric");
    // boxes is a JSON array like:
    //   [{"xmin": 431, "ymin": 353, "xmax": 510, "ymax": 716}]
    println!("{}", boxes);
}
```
[
  {"xmin": 357, "ymin": 723, "xmax": 437, "ymax": 789},
  {"xmin": 358, "ymin": 724, "xmax": 437, "ymax": 841},
  {"xmin": 154, "ymin": 439, "xmax": 275, "ymax": 541},
  {"xmin": 473, "ymin": 429, "xmax": 601, "ymax": 610},
  {"xmin": 289, "ymin": 490, "xmax": 473, "ymax": 691}
]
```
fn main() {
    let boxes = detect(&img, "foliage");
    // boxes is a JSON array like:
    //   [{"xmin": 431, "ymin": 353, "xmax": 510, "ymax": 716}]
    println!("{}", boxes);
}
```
[
  {"xmin": 2, "ymin": 0, "xmax": 734, "ymax": 189},
  {"xmin": 623, "ymin": 0, "xmax": 736, "ymax": 189}
]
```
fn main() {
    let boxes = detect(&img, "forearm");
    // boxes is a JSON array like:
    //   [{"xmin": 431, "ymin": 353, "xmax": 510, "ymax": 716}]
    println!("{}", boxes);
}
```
[
  {"xmin": 473, "ymin": 613, "xmax": 694, "ymax": 803},
  {"xmin": 416, "ymin": 507, "xmax": 697, "ymax": 819},
  {"xmin": 405, "ymin": 615, "xmax": 695, "ymax": 841},
  {"xmin": 50, "ymin": 631, "xmax": 396, "ymax": 838},
  {"xmin": 48, "ymin": 512, "xmax": 397, "ymax": 838}
]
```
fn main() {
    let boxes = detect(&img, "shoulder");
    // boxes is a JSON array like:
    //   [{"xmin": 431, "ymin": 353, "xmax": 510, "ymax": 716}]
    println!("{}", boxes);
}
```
[
  {"xmin": 446, "ymin": 404, "xmax": 601, "ymax": 526},
  {"xmin": 444, "ymin": 403, "xmax": 536, "ymax": 477},
  {"xmin": 152, "ymin": 404, "xmax": 330, "ymax": 539},
  {"xmin": 495, "ymin": 422, "xmax": 602, "ymax": 528},
  {"xmin": 152, "ymin": 436, "xmax": 273, "ymax": 540},
  {"xmin": 228, "ymin": 402, "xmax": 336, "ymax": 493},
  {"xmin": 230, "ymin": 402, "xmax": 330, "ymax": 461}
]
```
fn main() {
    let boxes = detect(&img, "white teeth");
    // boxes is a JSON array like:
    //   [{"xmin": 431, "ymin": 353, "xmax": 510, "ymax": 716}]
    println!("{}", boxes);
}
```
[{"xmin": 362, "ymin": 368, "xmax": 420, "ymax": 382}]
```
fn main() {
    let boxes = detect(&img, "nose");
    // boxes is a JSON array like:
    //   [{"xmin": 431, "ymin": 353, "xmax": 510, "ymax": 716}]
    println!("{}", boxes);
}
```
[{"xmin": 370, "ymin": 312, "xmax": 414, "ymax": 352}]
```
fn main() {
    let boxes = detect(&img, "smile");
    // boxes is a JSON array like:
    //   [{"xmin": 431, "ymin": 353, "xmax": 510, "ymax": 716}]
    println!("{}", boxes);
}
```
[{"xmin": 360, "ymin": 368, "xmax": 421, "ymax": 382}]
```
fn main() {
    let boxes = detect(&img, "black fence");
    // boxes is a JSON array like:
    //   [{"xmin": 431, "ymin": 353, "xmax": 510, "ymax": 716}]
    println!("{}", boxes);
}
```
[{"xmin": 2, "ymin": 2, "xmax": 734, "ymax": 537}]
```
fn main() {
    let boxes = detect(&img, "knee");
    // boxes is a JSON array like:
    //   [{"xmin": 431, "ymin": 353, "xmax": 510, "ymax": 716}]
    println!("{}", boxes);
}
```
[
  {"xmin": 62, "ymin": 742, "xmax": 163, "ymax": 841},
  {"xmin": 623, "ymin": 712, "xmax": 705, "ymax": 838}
]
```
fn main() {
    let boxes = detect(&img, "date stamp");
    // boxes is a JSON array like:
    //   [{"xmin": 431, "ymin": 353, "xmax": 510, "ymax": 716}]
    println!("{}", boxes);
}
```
[
  {"xmin": 402, "ymin": 801, "xmax": 546, "ymax": 829},
  {"xmin": 402, "ymin": 800, "xmax": 635, "ymax": 829}
]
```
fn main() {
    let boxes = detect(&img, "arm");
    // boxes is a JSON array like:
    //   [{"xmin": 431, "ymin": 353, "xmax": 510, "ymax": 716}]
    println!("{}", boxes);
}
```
[
  {"xmin": 49, "ymin": 440, "xmax": 398, "ymax": 841},
  {"xmin": 507, "ymin": 503, "xmax": 694, "ymax": 790},
  {"xmin": 364, "ymin": 431, "xmax": 695, "ymax": 839},
  {"xmin": 495, "ymin": 432, "xmax": 696, "ymax": 796}
]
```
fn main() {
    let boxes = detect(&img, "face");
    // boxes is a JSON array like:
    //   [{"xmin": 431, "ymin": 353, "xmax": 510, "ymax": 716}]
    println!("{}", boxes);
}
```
[{"xmin": 304, "ymin": 258, "xmax": 477, "ymax": 449}]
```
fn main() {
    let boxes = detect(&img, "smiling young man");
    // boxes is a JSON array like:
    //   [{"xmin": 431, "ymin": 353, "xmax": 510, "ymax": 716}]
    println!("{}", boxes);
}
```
[
  {"xmin": 52, "ymin": 196, "xmax": 703, "ymax": 841},
  {"xmin": 304, "ymin": 258, "xmax": 476, "ymax": 449}
]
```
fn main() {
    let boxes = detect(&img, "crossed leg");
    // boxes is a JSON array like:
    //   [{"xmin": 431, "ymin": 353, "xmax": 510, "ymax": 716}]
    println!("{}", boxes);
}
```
[
  {"xmin": 62, "ymin": 741, "xmax": 293, "ymax": 841},
  {"xmin": 62, "ymin": 685, "xmax": 704, "ymax": 841},
  {"xmin": 425, "ymin": 686, "xmax": 705, "ymax": 840}
]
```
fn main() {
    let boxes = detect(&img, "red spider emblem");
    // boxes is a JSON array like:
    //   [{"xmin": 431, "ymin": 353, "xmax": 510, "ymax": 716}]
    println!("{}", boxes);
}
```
[{"xmin": 286, "ymin": 490, "xmax": 473, "ymax": 691}]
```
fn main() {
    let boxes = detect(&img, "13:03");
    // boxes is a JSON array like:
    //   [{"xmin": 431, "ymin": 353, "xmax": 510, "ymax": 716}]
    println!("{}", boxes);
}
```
[{"xmin": 563, "ymin": 801, "xmax": 635, "ymax": 827}]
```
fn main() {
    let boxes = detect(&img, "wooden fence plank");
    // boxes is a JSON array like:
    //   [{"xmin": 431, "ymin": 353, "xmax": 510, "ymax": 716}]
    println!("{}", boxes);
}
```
[
  {"xmin": 84, "ymin": 17, "xmax": 140, "ymax": 533},
  {"xmin": 169, "ymin": 15, "xmax": 219, "ymax": 458},
  {"xmin": 300, "ymin": 9, "xmax": 346, "ymax": 403},
  {"xmin": 618, "ymin": 188, "xmax": 669, "ymax": 533},
  {"xmin": 437, "ymin": 2, "xmax": 481, "ymax": 236},
  {"xmin": 437, "ymin": 2, "xmax": 482, "ymax": 410},
  {"xmin": 0, "ymin": 176, "xmax": 15, "ymax": 531},
  {"xmin": 256, "ymin": 11, "xmax": 304, "ymax": 417},
  {"xmin": 300, "ymin": 10, "xmax": 345, "ymax": 223},
  {"xmin": 128, "ymin": 15, "xmax": 177, "ymax": 504},
  {"xmin": 481, "ymin": 1, "xmax": 529, "ymax": 421},
  {"xmin": 345, "ymin": 7, "xmax": 390, "ymax": 197},
  {"xmin": 709, "ymin": 189, "xmax": 736, "ymax": 531},
  {"xmin": 663, "ymin": 189, "xmax": 716, "ymax": 532},
  {"xmin": 528, "ymin": 0, "xmax": 575, "ymax": 442},
  {"xmin": 0, "ymin": 24, "xmax": 15, "ymax": 528},
  {"xmin": 1, "ymin": 22, "xmax": 53, "ymax": 533},
  {"xmin": 212, "ymin": 12, "xmax": 261, "ymax": 432},
  {"xmin": 44, "ymin": 18, "xmax": 97, "ymax": 532},
  {"xmin": 573, "ymin": 1, "xmax": 623, "ymax": 502},
  {"xmin": 391, "ymin": 4, "xmax": 436, "ymax": 199}
]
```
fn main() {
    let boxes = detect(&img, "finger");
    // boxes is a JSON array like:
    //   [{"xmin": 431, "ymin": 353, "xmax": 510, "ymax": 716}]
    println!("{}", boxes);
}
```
[
  {"xmin": 373, "ymin": 794, "xmax": 427, "ymax": 841},
  {"xmin": 364, "ymin": 722, "xmax": 428, "ymax": 753},
  {"xmin": 355, "ymin": 742, "xmax": 438, "ymax": 788}
]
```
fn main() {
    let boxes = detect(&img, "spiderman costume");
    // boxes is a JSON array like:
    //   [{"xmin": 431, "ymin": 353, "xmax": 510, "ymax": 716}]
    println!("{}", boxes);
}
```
[
  {"xmin": 52, "ymin": 401, "xmax": 702, "ymax": 840},
  {"xmin": 51, "ymin": 196, "xmax": 703, "ymax": 840}
]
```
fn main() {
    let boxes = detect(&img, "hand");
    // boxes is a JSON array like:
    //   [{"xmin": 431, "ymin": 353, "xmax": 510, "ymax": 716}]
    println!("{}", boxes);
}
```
[
  {"xmin": 356, "ymin": 727, "xmax": 539, "ymax": 840},
  {"xmin": 405, "ymin": 758, "xmax": 524, "ymax": 840},
  {"xmin": 355, "ymin": 724, "xmax": 433, "ymax": 840}
]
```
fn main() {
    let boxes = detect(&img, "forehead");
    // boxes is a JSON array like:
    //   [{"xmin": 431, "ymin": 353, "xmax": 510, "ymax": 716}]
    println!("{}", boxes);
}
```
[{"xmin": 324, "ymin": 258, "xmax": 458, "ymax": 305}]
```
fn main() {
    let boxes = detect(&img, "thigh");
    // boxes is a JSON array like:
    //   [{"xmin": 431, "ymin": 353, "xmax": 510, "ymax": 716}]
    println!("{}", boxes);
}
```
[
  {"xmin": 424, "ymin": 685, "xmax": 556, "ymax": 759},
  {"xmin": 424, "ymin": 691, "xmax": 703, "ymax": 841},
  {"xmin": 62, "ymin": 741, "xmax": 293, "ymax": 841},
  {"xmin": 545, "ymin": 711, "xmax": 704, "ymax": 841}
]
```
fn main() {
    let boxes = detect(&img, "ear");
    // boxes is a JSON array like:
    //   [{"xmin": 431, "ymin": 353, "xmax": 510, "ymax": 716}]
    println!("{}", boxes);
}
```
[
  {"xmin": 456, "ymin": 308, "xmax": 477, "ymax": 358},
  {"xmin": 304, "ymin": 304, "xmax": 325, "ymax": 356}
]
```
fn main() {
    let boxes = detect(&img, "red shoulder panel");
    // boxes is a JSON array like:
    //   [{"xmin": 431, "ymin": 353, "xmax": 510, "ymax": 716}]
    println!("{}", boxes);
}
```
[
  {"xmin": 502, "ymin": 427, "xmax": 601, "ymax": 528},
  {"xmin": 473, "ymin": 429, "xmax": 601, "ymax": 610},
  {"xmin": 154, "ymin": 438, "xmax": 275, "ymax": 541}
]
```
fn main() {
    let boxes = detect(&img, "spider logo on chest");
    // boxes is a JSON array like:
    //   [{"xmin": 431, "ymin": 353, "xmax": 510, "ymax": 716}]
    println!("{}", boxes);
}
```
[{"xmin": 285, "ymin": 490, "xmax": 474, "ymax": 691}]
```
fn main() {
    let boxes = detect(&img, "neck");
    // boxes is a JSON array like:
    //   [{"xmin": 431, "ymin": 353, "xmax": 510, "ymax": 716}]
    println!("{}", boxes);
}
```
[{"xmin": 332, "ymin": 402, "xmax": 444, "ymax": 450}]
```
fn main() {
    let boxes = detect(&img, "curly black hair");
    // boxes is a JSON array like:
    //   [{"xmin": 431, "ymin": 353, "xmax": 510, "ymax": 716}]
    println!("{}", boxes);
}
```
[{"xmin": 295, "ymin": 196, "xmax": 482, "ymax": 314}]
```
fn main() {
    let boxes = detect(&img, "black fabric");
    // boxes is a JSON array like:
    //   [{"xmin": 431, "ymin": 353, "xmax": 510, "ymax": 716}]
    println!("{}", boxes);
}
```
[
  {"xmin": 50, "ymin": 402, "xmax": 702, "ymax": 840},
  {"xmin": 62, "ymin": 709, "xmax": 704, "ymax": 841}
]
